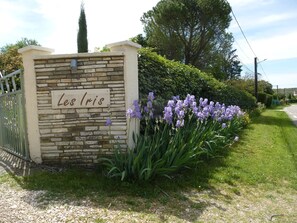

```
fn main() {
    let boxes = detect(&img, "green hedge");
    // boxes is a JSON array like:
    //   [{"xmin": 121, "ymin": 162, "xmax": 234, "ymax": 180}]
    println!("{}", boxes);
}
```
[
  {"xmin": 138, "ymin": 48, "xmax": 256, "ymax": 110},
  {"xmin": 266, "ymin": 94, "xmax": 273, "ymax": 107},
  {"xmin": 258, "ymin": 92, "xmax": 273, "ymax": 108},
  {"xmin": 258, "ymin": 93, "xmax": 267, "ymax": 105}
]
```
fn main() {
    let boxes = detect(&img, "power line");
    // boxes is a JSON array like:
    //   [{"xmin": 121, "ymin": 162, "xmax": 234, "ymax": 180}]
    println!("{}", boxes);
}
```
[
  {"xmin": 237, "ymin": 56, "xmax": 253, "ymax": 73},
  {"xmin": 231, "ymin": 9, "xmax": 257, "ymax": 58},
  {"xmin": 233, "ymin": 38, "xmax": 251, "ymax": 61},
  {"xmin": 258, "ymin": 63, "xmax": 270, "ymax": 82},
  {"xmin": 230, "ymin": 7, "xmax": 271, "ymax": 83}
]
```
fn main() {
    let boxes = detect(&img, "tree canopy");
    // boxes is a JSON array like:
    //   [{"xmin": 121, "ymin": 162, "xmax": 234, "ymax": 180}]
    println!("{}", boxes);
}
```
[
  {"xmin": 0, "ymin": 38, "xmax": 40, "ymax": 74},
  {"xmin": 77, "ymin": 3, "xmax": 88, "ymax": 53},
  {"xmin": 227, "ymin": 78, "xmax": 274, "ymax": 97},
  {"xmin": 141, "ymin": 0, "xmax": 241, "ymax": 80}
]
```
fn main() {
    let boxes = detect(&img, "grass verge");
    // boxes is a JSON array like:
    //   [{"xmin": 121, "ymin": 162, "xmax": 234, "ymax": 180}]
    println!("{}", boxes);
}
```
[{"xmin": 197, "ymin": 107, "xmax": 297, "ymax": 191}]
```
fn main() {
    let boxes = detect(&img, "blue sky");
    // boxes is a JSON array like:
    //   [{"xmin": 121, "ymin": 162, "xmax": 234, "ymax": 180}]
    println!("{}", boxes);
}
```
[
  {"xmin": 229, "ymin": 0, "xmax": 297, "ymax": 88},
  {"xmin": 0, "ymin": 0, "xmax": 296, "ymax": 88}
]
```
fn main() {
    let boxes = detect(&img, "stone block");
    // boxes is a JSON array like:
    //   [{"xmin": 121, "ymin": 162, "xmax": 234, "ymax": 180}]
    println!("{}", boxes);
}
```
[
  {"xmin": 85, "ymin": 141, "xmax": 98, "ymax": 145},
  {"xmin": 70, "ymin": 141, "xmax": 84, "ymax": 146},
  {"xmin": 52, "ymin": 128, "xmax": 68, "ymax": 133},
  {"xmin": 80, "ymin": 132, "xmax": 93, "ymax": 136},
  {"xmin": 85, "ymin": 126, "xmax": 98, "ymax": 131}
]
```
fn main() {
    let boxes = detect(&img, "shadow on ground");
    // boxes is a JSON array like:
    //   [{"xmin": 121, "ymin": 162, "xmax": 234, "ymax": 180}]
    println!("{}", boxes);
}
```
[
  {"xmin": 0, "ymin": 148, "xmax": 234, "ymax": 222},
  {"xmin": 252, "ymin": 111, "xmax": 294, "ymax": 127},
  {"xmin": 0, "ymin": 149, "xmax": 33, "ymax": 176}
]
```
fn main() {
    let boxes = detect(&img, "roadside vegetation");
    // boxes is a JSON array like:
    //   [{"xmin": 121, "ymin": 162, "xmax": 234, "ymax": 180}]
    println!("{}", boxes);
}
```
[{"xmin": 1, "ymin": 106, "xmax": 296, "ymax": 222}]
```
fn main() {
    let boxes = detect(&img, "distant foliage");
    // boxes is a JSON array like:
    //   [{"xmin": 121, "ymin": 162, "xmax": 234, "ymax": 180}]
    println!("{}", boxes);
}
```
[
  {"xmin": 0, "ymin": 38, "xmax": 40, "ymax": 90},
  {"xmin": 258, "ymin": 93, "xmax": 273, "ymax": 108},
  {"xmin": 227, "ymin": 79, "xmax": 274, "ymax": 97},
  {"xmin": 77, "ymin": 3, "xmax": 88, "ymax": 53},
  {"xmin": 0, "ymin": 38, "xmax": 40, "ymax": 73},
  {"xmin": 138, "ymin": 48, "xmax": 256, "ymax": 110}
]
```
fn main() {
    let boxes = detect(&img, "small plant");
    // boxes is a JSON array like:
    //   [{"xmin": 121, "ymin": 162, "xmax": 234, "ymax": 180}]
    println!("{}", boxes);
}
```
[
  {"xmin": 249, "ymin": 102, "xmax": 266, "ymax": 118},
  {"xmin": 100, "ymin": 93, "xmax": 247, "ymax": 181}
]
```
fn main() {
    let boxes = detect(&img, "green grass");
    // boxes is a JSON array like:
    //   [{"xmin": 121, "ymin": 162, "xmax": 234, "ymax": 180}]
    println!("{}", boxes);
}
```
[
  {"xmin": 0, "ymin": 107, "xmax": 296, "ymax": 221},
  {"xmin": 1, "ymin": 107, "xmax": 297, "ymax": 194},
  {"xmin": 205, "ymin": 107, "xmax": 297, "ymax": 190}
]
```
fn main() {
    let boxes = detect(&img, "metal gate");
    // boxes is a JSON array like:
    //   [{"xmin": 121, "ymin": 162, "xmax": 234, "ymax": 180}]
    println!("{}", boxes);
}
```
[{"xmin": 0, "ymin": 69, "xmax": 29, "ymax": 160}]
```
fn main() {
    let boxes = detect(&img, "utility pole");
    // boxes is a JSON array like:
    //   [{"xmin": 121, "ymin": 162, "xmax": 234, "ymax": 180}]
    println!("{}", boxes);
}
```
[
  {"xmin": 254, "ymin": 57, "xmax": 258, "ymax": 101},
  {"xmin": 276, "ymin": 85, "xmax": 279, "ymax": 100},
  {"xmin": 254, "ymin": 57, "xmax": 267, "ymax": 102}
]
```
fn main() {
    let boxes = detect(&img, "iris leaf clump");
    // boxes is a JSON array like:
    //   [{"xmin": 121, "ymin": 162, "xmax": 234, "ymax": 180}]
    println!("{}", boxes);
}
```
[{"xmin": 100, "ymin": 93, "xmax": 248, "ymax": 181}]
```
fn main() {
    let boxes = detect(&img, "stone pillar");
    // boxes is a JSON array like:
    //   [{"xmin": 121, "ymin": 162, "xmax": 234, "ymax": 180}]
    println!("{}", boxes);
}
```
[
  {"xmin": 18, "ymin": 46, "xmax": 54, "ymax": 163},
  {"xmin": 107, "ymin": 41, "xmax": 141, "ymax": 149}
]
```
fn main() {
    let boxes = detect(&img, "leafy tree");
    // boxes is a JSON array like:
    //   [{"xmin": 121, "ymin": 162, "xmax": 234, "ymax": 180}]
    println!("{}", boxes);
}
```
[
  {"xmin": 0, "ymin": 38, "xmax": 40, "ymax": 74},
  {"xmin": 227, "ymin": 78, "xmax": 273, "ymax": 97},
  {"xmin": 77, "ymin": 3, "xmax": 88, "ymax": 53},
  {"xmin": 204, "ymin": 33, "xmax": 242, "ymax": 80},
  {"xmin": 141, "ymin": 0, "xmax": 232, "ymax": 70},
  {"xmin": 130, "ymin": 34, "xmax": 149, "ymax": 47},
  {"xmin": 0, "ymin": 38, "xmax": 39, "ymax": 90},
  {"xmin": 94, "ymin": 46, "xmax": 110, "ymax": 52},
  {"xmin": 258, "ymin": 80, "xmax": 273, "ymax": 95}
]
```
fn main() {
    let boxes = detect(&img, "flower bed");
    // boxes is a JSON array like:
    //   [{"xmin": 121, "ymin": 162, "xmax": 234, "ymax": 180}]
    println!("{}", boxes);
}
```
[{"xmin": 100, "ymin": 93, "xmax": 248, "ymax": 181}]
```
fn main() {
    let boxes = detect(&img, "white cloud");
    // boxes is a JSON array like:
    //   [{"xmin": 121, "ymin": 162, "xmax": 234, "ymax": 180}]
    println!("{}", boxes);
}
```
[
  {"xmin": 230, "ymin": 12, "xmax": 297, "ymax": 34},
  {"xmin": 268, "ymin": 72, "xmax": 297, "ymax": 88},
  {"xmin": 0, "ymin": 0, "xmax": 31, "ymax": 42},
  {"xmin": 259, "ymin": 13, "xmax": 297, "ymax": 25},
  {"xmin": 236, "ymin": 31, "xmax": 297, "ymax": 63},
  {"xmin": 252, "ymin": 32, "xmax": 297, "ymax": 60},
  {"xmin": 228, "ymin": 0, "xmax": 274, "ymax": 8},
  {"xmin": 34, "ymin": 0, "xmax": 81, "ymax": 53},
  {"xmin": 34, "ymin": 0, "xmax": 159, "ymax": 53}
]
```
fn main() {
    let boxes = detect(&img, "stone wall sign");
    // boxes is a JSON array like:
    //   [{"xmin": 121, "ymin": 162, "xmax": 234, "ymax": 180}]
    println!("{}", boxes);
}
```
[{"xmin": 51, "ymin": 89, "xmax": 110, "ymax": 109}]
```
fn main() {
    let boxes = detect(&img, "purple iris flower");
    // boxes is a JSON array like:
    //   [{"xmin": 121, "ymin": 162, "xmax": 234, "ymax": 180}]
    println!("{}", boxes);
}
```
[
  {"xmin": 148, "ymin": 92, "xmax": 155, "ymax": 101},
  {"xmin": 167, "ymin": 100, "xmax": 175, "ymax": 107},
  {"xmin": 126, "ymin": 108, "xmax": 134, "ymax": 117},
  {"xmin": 105, "ymin": 118, "xmax": 112, "ymax": 126},
  {"xmin": 147, "ymin": 101, "xmax": 153, "ymax": 109},
  {"xmin": 164, "ymin": 106, "xmax": 173, "ymax": 124},
  {"xmin": 176, "ymin": 119, "xmax": 184, "ymax": 128}
]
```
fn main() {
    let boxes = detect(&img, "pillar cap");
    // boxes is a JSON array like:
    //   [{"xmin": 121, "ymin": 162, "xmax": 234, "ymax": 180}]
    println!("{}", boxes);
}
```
[
  {"xmin": 18, "ymin": 45, "xmax": 54, "ymax": 54},
  {"xmin": 106, "ymin": 40, "xmax": 141, "ymax": 49}
]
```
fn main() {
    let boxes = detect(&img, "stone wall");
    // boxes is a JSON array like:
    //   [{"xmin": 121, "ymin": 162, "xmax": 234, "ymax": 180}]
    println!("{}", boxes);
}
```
[
  {"xmin": 34, "ymin": 53, "xmax": 127, "ymax": 165},
  {"xmin": 18, "ymin": 41, "xmax": 141, "ymax": 165}
]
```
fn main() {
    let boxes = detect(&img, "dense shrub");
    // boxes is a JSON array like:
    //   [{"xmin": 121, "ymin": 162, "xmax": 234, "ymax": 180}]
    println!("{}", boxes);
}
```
[
  {"xmin": 258, "ymin": 92, "xmax": 273, "ymax": 108},
  {"xmin": 249, "ymin": 102, "xmax": 266, "ymax": 118},
  {"xmin": 266, "ymin": 94, "xmax": 273, "ymax": 107},
  {"xmin": 289, "ymin": 99, "xmax": 297, "ymax": 103},
  {"xmin": 138, "ymin": 48, "xmax": 256, "ymax": 110},
  {"xmin": 257, "ymin": 92, "xmax": 267, "ymax": 105},
  {"xmin": 100, "ymin": 93, "xmax": 248, "ymax": 181}
]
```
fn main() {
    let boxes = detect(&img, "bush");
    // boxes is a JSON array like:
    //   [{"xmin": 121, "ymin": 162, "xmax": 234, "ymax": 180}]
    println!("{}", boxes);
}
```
[
  {"xmin": 289, "ymin": 99, "xmax": 297, "ymax": 103},
  {"xmin": 249, "ymin": 102, "xmax": 266, "ymax": 118},
  {"xmin": 266, "ymin": 94, "xmax": 273, "ymax": 107},
  {"xmin": 272, "ymin": 99, "xmax": 280, "ymax": 106},
  {"xmin": 257, "ymin": 93, "xmax": 273, "ymax": 108},
  {"xmin": 257, "ymin": 92, "xmax": 267, "ymax": 105},
  {"xmin": 138, "ymin": 48, "xmax": 256, "ymax": 110},
  {"xmin": 100, "ymin": 93, "xmax": 247, "ymax": 181}
]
